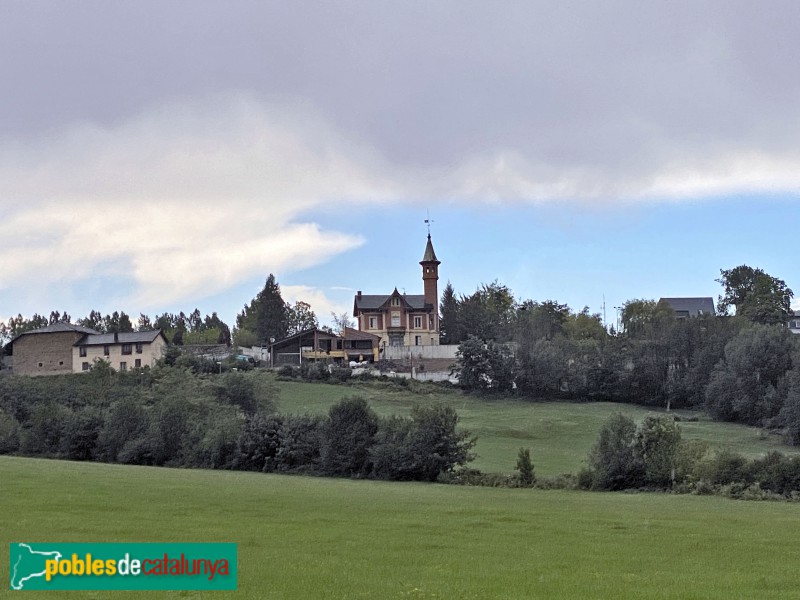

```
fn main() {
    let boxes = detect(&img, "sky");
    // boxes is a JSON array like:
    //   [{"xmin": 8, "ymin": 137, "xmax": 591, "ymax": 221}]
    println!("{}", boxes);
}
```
[{"xmin": 2, "ymin": 1, "xmax": 800, "ymax": 331}]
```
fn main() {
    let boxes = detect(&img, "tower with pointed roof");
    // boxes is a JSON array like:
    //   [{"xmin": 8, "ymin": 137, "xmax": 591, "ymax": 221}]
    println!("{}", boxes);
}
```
[
  {"xmin": 420, "ymin": 234, "xmax": 440, "ymax": 332},
  {"xmin": 352, "ymin": 234, "xmax": 442, "ymax": 347}
]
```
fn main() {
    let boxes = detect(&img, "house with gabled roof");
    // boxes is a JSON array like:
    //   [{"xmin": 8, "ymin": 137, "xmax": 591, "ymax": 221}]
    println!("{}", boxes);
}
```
[
  {"xmin": 353, "ymin": 234, "xmax": 441, "ymax": 348},
  {"xmin": 9, "ymin": 322, "xmax": 101, "ymax": 376},
  {"xmin": 268, "ymin": 327, "xmax": 380, "ymax": 366},
  {"xmin": 72, "ymin": 330, "xmax": 168, "ymax": 372},
  {"xmin": 659, "ymin": 297, "xmax": 716, "ymax": 319}
]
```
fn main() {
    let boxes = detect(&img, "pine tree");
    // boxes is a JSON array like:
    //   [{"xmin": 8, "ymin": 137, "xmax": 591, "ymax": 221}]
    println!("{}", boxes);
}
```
[{"xmin": 235, "ymin": 274, "xmax": 289, "ymax": 345}]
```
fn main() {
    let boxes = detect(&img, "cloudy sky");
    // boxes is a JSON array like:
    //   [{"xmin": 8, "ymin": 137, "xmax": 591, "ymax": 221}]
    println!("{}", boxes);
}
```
[{"xmin": 2, "ymin": 1, "xmax": 800, "ymax": 330}]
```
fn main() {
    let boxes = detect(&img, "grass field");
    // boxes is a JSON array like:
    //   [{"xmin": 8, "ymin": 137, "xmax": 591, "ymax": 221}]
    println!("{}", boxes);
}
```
[
  {"xmin": 3, "ymin": 456, "xmax": 800, "ymax": 599},
  {"xmin": 272, "ymin": 378, "xmax": 799, "ymax": 476}
]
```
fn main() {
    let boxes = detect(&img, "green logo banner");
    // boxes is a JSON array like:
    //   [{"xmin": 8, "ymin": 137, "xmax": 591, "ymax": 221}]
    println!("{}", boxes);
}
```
[{"xmin": 9, "ymin": 543, "xmax": 237, "ymax": 591}]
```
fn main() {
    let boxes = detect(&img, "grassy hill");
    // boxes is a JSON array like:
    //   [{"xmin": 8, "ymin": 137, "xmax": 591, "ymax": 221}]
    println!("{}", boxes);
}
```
[
  {"xmin": 272, "ymin": 377, "xmax": 799, "ymax": 476},
  {"xmin": 3, "ymin": 456, "xmax": 799, "ymax": 599}
]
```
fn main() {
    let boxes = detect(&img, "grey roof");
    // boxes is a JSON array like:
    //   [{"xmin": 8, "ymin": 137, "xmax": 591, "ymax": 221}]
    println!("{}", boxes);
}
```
[
  {"xmin": 354, "ymin": 294, "xmax": 428, "ymax": 311},
  {"xmin": 10, "ymin": 322, "xmax": 100, "ymax": 344},
  {"xmin": 659, "ymin": 297, "xmax": 716, "ymax": 316},
  {"xmin": 75, "ymin": 330, "xmax": 166, "ymax": 346},
  {"xmin": 420, "ymin": 234, "xmax": 440, "ymax": 264}
]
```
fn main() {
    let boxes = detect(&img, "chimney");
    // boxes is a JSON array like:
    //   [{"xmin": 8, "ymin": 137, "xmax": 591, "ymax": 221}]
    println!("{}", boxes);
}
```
[
  {"xmin": 357, "ymin": 290, "xmax": 362, "ymax": 299},
  {"xmin": 114, "ymin": 332, "xmax": 118, "ymax": 343}
]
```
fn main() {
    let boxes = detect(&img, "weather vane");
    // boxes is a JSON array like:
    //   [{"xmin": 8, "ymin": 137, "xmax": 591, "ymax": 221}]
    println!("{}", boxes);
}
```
[{"xmin": 424, "ymin": 210, "xmax": 434, "ymax": 235}]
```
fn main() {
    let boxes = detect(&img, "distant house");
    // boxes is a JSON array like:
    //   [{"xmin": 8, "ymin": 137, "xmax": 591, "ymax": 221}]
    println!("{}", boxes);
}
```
[
  {"xmin": 659, "ymin": 297, "xmax": 716, "ymax": 319},
  {"xmin": 353, "ymin": 235, "xmax": 441, "ymax": 348},
  {"xmin": 269, "ymin": 327, "xmax": 380, "ymax": 366},
  {"xmin": 9, "ymin": 322, "xmax": 100, "ymax": 376},
  {"xmin": 788, "ymin": 312, "xmax": 800, "ymax": 334},
  {"xmin": 72, "ymin": 330, "xmax": 168, "ymax": 372}
]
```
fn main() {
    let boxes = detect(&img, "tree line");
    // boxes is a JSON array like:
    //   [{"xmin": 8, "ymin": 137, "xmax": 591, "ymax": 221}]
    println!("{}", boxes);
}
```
[
  {"xmin": 0, "ymin": 308, "xmax": 233, "ymax": 348},
  {"xmin": 0, "ymin": 363, "xmax": 473, "ymax": 482},
  {"xmin": 448, "ymin": 265, "xmax": 800, "ymax": 445}
]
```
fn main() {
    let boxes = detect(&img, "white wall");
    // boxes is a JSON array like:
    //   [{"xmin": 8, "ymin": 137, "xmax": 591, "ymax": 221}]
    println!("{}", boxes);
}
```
[{"xmin": 381, "ymin": 344, "xmax": 458, "ymax": 361}]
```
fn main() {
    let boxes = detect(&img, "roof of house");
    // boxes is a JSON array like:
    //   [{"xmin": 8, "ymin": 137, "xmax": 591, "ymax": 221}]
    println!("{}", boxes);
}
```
[
  {"xmin": 354, "ymin": 294, "xmax": 428, "ymax": 311},
  {"xmin": 342, "ymin": 327, "xmax": 381, "ymax": 340},
  {"xmin": 74, "ymin": 330, "xmax": 167, "ymax": 346},
  {"xmin": 659, "ymin": 297, "xmax": 716, "ymax": 316},
  {"xmin": 10, "ymin": 322, "xmax": 100, "ymax": 344},
  {"xmin": 420, "ymin": 234, "xmax": 440, "ymax": 264}
]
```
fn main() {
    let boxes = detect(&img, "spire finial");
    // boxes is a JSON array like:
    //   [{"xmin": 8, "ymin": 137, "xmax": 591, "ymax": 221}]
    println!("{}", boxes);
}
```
[{"xmin": 424, "ymin": 209, "xmax": 434, "ymax": 237}]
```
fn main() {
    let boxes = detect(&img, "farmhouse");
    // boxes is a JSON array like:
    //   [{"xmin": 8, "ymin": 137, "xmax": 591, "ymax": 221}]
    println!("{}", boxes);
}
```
[
  {"xmin": 269, "ymin": 327, "xmax": 380, "ymax": 366},
  {"xmin": 73, "ymin": 330, "xmax": 168, "ymax": 372},
  {"xmin": 353, "ymin": 234, "xmax": 441, "ymax": 348},
  {"xmin": 9, "ymin": 322, "xmax": 101, "ymax": 376}
]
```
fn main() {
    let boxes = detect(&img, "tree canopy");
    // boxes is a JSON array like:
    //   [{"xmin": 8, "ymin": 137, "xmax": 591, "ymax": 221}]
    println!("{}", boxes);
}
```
[{"xmin": 717, "ymin": 265, "xmax": 794, "ymax": 325}]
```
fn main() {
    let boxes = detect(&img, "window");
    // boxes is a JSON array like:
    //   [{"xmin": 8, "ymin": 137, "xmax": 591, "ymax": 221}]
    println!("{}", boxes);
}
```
[
  {"xmin": 369, "ymin": 316, "xmax": 378, "ymax": 329},
  {"xmin": 119, "ymin": 362, "xmax": 127, "ymax": 371},
  {"xmin": 391, "ymin": 312, "xmax": 401, "ymax": 327},
  {"xmin": 135, "ymin": 343, "xmax": 143, "ymax": 354},
  {"xmin": 79, "ymin": 346, "xmax": 87, "ymax": 357},
  {"xmin": 414, "ymin": 316, "xmax": 422, "ymax": 328},
  {"xmin": 82, "ymin": 362, "xmax": 90, "ymax": 371},
  {"xmin": 415, "ymin": 336, "xmax": 421, "ymax": 346},
  {"xmin": 391, "ymin": 297, "xmax": 400, "ymax": 306},
  {"xmin": 134, "ymin": 359, "xmax": 142, "ymax": 368},
  {"xmin": 103, "ymin": 345, "xmax": 110, "ymax": 356},
  {"xmin": 38, "ymin": 362, "xmax": 43, "ymax": 368},
  {"xmin": 122, "ymin": 344, "xmax": 132, "ymax": 355}
]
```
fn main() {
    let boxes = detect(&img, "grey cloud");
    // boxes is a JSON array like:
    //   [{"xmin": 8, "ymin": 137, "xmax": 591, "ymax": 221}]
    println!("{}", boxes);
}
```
[{"xmin": 3, "ymin": 1, "xmax": 800, "ymax": 200}]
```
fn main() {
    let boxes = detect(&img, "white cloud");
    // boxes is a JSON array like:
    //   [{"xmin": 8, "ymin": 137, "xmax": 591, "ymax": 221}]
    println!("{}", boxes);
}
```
[
  {"xmin": 0, "ymin": 95, "xmax": 386, "ymax": 311},
  {"xmin": 4, "ymin": 86, "xmax": 800, "ymax": 317},
  {"xmin": 282, "ymin": 285, "xmax": 352, "ymax": 328}
]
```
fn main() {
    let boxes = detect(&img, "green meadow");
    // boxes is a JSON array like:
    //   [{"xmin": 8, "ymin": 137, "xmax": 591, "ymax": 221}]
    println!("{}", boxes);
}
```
[
  {"xmin": 272, "ymin": 378, "xmax": 799, "ymax": 476},
  {"xmin": 3, "ymin": 456, "xmax": 800, "ymax": 599}
]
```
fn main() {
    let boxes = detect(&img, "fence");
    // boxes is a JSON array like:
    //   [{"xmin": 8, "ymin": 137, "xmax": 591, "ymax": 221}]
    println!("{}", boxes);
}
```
[{"xmin": 381, "ymin": 345, "xmax": 458, "ymax": 361}]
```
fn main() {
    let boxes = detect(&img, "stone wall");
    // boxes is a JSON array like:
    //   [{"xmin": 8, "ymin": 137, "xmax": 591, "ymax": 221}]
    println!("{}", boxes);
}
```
[{"xmin": 12, "ymin": 332, "xmax": 83, "ymax": 376}]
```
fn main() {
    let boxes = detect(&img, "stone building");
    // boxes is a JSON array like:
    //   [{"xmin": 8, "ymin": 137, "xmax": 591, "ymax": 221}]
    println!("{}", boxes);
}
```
[{"xmin": 9, "ymin": 322, "xmax": 100, "ymax": 376}]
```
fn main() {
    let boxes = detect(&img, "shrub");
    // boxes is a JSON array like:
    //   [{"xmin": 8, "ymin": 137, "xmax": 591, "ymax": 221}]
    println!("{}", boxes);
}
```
[
  {"xmin": 276, "ymin": 365, "xmax": 296, "ymax": 378},
  {"xmin": 586, "ymin": 413, "xmax": 644, "ymax": 490},
  {"xmin": 60, "ymin": 407, "xmax": 104, "ymax": 461},
  {"xmin": 275, "ymin": 414, "xmax": 324, "ymax": 473},
  {"xmin": 235, "ymin": 412, "xmax": 284, "ymax": 472},
  {"xmin": 96, "ymin": 396, "xmax": 150, "ymax": 462},
  {"xmin": 20, "ymin": 402, "xmax": 72, "ymax": 456},
  {"xmin": 320, "ymin": 397, "xmax": 378, "ymax": 477},
  {"xmin": 0, "ymin": 410, "xmax": 20, "ymax": 454}
]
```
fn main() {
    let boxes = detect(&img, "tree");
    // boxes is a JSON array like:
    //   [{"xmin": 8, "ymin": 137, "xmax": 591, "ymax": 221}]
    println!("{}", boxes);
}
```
[
  {"xmin": 620, "ymin": 299, "xmax": 674, "ymax": 339},
  {"xmin": 286, "ymin": 301, "xmax": 319, "ymax": 335},
  {"xmin": 78, "ymin": 310, "xmax": 104, "ymax": 332},
  {"xmin": 516, "ymin": 300, "xmax": 569, "ymax": 341},
  {"xmin": 717, "ymin": 265, "xmax": 794, "ymax": 325},
  {"xmin": 455, "ymin": 335, "xmax": 515, "ymax": 392},
  {"xmin": 459, "ymin": 281, "xmax": 517, "ymax": 342},
  {"xmin": 330, "ymin": 311, "xmax": 354, "ymax": 334},
  {"xmin": 0, "ymin": 313, "xmax": 49, "ymax": 344},
  {"xmin": 586, "ymin": 413, "xmax": 644, "ymax": 490},
  {"xmin": 705, "ymin": 324, "xmax": 794, "ymax": 425},
  {"xmin": 636, "ymin": 415, "xmax": 681, "ymax": 488},
  {"xmin": 235, "ymin": 274, "xmax": 289, "ymax": 345},
  {"xmin": 439, "ymin": 281, "xmax": 462, "ymax": 344},
  {"xmin": 515, "ymin": 447, "xmax": 535, "ymax": 487}
]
